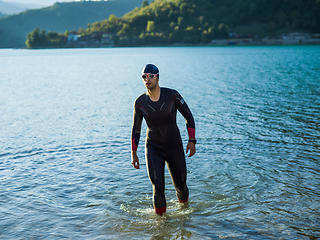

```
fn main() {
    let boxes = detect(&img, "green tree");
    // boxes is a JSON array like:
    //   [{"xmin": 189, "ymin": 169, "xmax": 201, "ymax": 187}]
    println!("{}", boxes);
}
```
[
  {"xmin": 109, "ymin": 14, "xmax": 118, "ymax": 23},
  {"xmin": 146, "ymin": 20, "xmax": 155, "ymax": 32},
  {"xmin": 142, "ymin": 0, "xmax": 149, "ymax": 8},
  {"xmin": 117, "ymin": 23, "xmax": 130, "ymax": 37},
  {"xmin": 26, "ymin": 28, "xmax": 46, "ymax": 48},
  {"xmin": 47, "ymin": 31, "xmax": 62, "ymax": 46},
  {"xmin": 277, "ymin": 11, "xmax": 288, "ymax": 28},
  {"xmin": 291, "ymin": 10, "xmax": 301, "ymax": 28},
  {"xmin": 26, "ymin": 28, "xmax": 65, "ymax": 48},
  {"xmin": 180, "ymin": 2, "xmax": 187, "ymax": 13},
  {"xmin": 217, "ymin": 23, "xmax": 228, "ymax": 39},
  {"xmin": 78, "ymin": 27, "xmax": 86, "ymax": 35}
]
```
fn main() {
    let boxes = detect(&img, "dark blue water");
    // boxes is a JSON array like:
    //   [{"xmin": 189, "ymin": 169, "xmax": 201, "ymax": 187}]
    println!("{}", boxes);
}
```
[{"xmin": 0, "ymin": 46, "xmax": 319, "ymax": 239}]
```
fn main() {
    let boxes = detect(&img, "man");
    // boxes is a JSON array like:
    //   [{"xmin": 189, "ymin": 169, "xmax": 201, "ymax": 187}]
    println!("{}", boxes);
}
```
[{"xmin": 131, "ymin": 64, "xmax": 196, "ymax": 216}]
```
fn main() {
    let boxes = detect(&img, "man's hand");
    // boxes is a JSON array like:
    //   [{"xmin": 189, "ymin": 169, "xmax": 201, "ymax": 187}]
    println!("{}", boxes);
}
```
[
  {"xmin": 131, "ymin": 151, "xmax": 140, "ymax": 169},
  {"xmin": 186, "ymin": 142, "xmax": 196, "ymax": 157}
]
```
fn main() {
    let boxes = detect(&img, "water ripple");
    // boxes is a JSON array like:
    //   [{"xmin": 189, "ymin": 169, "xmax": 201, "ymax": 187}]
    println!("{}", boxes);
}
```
[{"xmin": 1, "ymin": 46, "xmax": 319, "ymax": 239}]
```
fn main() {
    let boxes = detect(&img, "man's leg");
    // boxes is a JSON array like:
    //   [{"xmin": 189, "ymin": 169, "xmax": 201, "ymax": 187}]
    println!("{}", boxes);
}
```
[
  {"xmin": 146, "ymin": 144, "xmax": 166, "ymax": 215},
  {"xmin": 166, "ymin": 143, "xmax": 189, "ymax": 203}
]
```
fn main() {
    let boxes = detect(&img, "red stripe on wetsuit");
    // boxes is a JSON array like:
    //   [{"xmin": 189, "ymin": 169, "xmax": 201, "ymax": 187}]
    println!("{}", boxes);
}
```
[
  {"xmin": 132, "ymin": 139, "xmax": 138, "ymax": 151},
  {"xmin": 188, "ymin": 127, "xmax": 195, "ymax": 139}
]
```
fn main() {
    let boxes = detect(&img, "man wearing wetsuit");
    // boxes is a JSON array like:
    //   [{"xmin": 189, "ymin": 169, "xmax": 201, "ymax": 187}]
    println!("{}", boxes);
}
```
[{"xmin": 131, "ymin": 64, "xmax": 196, "ymax": 216}]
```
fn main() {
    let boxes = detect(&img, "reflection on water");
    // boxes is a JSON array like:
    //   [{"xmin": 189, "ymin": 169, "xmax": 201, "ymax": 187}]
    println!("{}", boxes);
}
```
[{"xmin": 0, "ymin": 46, "xmax": 319, "ymax": 239}]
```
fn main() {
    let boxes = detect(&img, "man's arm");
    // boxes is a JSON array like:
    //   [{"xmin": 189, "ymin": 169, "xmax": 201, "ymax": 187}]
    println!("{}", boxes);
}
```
[
  {"xmin": 131, "ymin": 101, "xmax": 143, "ymax": 168},
  {"xmin": 175, "ymin": 91, "xmax": 196, "ymax": 157}
]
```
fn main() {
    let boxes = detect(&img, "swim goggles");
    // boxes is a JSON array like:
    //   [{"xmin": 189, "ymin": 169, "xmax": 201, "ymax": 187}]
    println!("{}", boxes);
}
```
[{"xmin": 141, "ymin": 73, "xmax": 158, "ymax": 79}]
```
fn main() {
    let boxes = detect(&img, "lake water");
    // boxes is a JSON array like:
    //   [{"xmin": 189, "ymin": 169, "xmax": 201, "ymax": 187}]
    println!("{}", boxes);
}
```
[{"xmin": 0, "ymin": 46, "xmax": 319, "ymax": 239}]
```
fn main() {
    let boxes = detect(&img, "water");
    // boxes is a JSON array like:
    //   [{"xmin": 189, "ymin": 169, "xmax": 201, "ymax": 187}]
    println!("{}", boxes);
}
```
[{"xmin": 0, "ymin": 46, "xmax": 319, "ymax": 239}]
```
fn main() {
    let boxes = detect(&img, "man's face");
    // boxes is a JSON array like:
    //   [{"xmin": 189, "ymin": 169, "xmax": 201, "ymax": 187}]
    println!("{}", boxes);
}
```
[{"xmin": 142, "ymin": 73, "xmax": 158, "ymax": 90}]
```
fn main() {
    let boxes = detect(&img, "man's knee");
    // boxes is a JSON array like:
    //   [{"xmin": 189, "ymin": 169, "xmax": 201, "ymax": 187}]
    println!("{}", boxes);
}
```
[{"xmin": 176, "ymin": 184, "xmax": 189, "ymax": 201}]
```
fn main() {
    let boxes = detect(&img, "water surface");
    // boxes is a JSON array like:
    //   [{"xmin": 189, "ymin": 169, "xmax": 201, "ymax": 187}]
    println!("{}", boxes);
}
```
[{"xmin": 0, "ymin": 46, "xmax": 319, "ymax": 239}]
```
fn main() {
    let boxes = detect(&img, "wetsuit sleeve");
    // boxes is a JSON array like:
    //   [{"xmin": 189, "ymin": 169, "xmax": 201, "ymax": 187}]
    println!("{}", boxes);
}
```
[
  {"xmin": 174, "ymin": 91, "xmax": 196, "ymax": 139},
  {"xmin": 131, "ymin": 100, "xmax": 143, "ymax": 151}
]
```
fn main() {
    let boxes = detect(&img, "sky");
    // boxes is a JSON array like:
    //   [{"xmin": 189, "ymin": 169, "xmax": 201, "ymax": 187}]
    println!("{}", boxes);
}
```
[{"xmin": 3, "ymin": 0, "xmax": 80, "ymax": 7}]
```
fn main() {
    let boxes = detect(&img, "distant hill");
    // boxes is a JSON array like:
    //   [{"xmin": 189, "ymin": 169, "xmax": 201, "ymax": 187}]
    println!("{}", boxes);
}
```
[
  {"xmin": 0, "ymin": 0, "xmax": 144, "ymax": 48},
  {"xmin": 0, "ymin": 0, "xmax": 25, "ymax": 14},
  {"xmin": 0, "ymin": 0, "xmax": 43, "ymax": 15},
  {"xmin": 0, "ymin": 12, "xmax": 8, "ymax": 18}
]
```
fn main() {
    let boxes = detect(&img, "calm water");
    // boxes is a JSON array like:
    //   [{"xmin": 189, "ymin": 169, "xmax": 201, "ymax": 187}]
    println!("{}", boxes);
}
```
[{"xmin": 0, "ymin": 46, "xmax": 319, "ymax": 239}]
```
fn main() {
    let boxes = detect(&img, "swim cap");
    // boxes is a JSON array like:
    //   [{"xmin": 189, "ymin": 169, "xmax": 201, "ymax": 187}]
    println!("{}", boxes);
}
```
[{"xmin": 142, "ymin": 64, "xmax": 159, "ymax": 74}]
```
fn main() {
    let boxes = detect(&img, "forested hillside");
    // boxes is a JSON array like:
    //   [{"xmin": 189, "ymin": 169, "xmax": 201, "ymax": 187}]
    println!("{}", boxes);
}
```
[
  {"xmin": 0, "ymin": 0, "xmax": 144, "ymax": 48},
  {"xmin": 94, "ymin": 0, "xmax": 320, "ymax": 46},
  {"xmin": 26, "ymin": 0, "xmax": 319, "ymax": 48}
]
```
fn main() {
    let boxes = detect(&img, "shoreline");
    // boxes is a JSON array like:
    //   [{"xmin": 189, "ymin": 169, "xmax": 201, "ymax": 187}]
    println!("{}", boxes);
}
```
[{"xmin": 11, "ymin": 39, "xmax": 320, "ymax": 50}]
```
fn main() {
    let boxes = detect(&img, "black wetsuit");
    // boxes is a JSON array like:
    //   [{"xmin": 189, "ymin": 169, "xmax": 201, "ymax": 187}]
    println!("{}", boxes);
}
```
[{"xmin": 131, "ymin": 87, "xmax": 195, "ymax": 210}]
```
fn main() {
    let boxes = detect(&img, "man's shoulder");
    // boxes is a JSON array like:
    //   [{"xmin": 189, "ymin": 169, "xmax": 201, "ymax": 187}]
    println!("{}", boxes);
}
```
[
  {"xmin": 135, "ymin": 92, "xmax": 147, "ymax": 104},
  {"xmin": 161, "ymin": 87, "xmax": 178, "ymax": 95},
  {"xmin": 161, "ymin": 87, "xmax": 180, "ymax": 98}
]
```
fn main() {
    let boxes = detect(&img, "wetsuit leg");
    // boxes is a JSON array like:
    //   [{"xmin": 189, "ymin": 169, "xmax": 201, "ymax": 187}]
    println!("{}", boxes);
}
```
[
  {"xmin": 145, "ymin": 143, "xmax": 166, "ymax": 212},
  {"xmin": 165, "ymin": 143, "xmax": 189, "ymax": 202}
]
